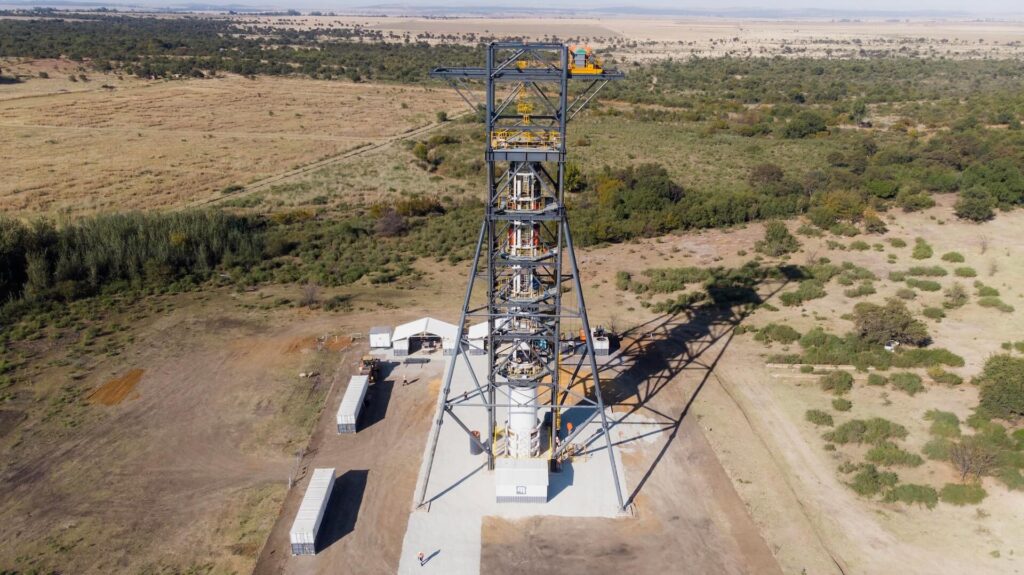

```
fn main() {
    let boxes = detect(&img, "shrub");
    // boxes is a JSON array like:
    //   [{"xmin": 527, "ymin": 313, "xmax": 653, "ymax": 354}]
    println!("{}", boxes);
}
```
[
  {"xmin": 891, "ymin": 348, "xmax": 964, "ymax": 368},
  {"xmin": 781, "ymin": 110, "xmax": 826, "ymax": 139},
  {"xmin": 852, "ymin": 298, "xmax": 929, "ymax": 346},
  {"xmin": 889, "ymin": 238, "xmax": 907, "ymax": 248},
  {"xmin": 906, "ymin": 266, "xmax": 947, "ymax": 277},
  {"xmin": 824, "ymin": 417, "xmax": 908, "ymax": 445},
  {"xmin": 954, "ymin": 186, "xmax": 996, "ymax": 222},
  {"xmin": 806, "ymin": 409, "xmax": 834, "ymax": 427},
  {"xmin": 896, "ymin": 288, "xmax": 916, "ymax": 300},
  {"xmin": 911, "ymin": 238, "xmax": 933, "ymax": 260},
  {"xmin": 975, "ymin": 282, "xmax": 999, "ymax": 297},
  {"xmin": 832, "ymin": 398, "xmax": 852, "ymax": 412},
  {"xmin": 954, "ymin": 267, "xmax": 976, "ymax": 278},
  {"xmin": 950, "ymin": 437, "xmax": 1000, "ymax": 481},
  {"xmin": 906, "ymin": 278, "xmax": 941, "ymax": 292},
  {"xmin": 923, "ymin": 307, "xmax": 945, "ymax": 320},
  {"xmin": 754, "ymin": 323, "xmax": 801, "ymax": 345},
  {"xmin": 975, "ymin": 354, "xmax": 1024, "ymax": 419},
  {"xmin": 941, "ymin": 252, "xmax": 965, "ymax": 263},
  {"xmin": 884, "ymin": 484, "xmax": 938, "ymax": 509},
  {"xmin": 867, "ymin": 373, "xmax": 887, "ymax": 386},
  {"xmin": 755, "ymin": 221, "xmax": 800, "ymax": 257},
  {"xmin": 977, "ymin": 297, "xmax": 1014, "ymax": 313},
  {"xmin": 939, "ymin": 483, "xmax": 987, "ymax": 505},
  {"xmin": 844, "ymin": 282, "xmax": 876, "ymax": 298},
  {"xmin": 780, "ymin": 279, "xmax": 827, "ymax": 307},
  {"xmin": 633, "ymin": 267, "xmax": 710, "ymax": 294},
  {"xmin": 849, "ymin": 464, "xmax": 898, "ymax": 496},
  {"xmin": 615, "ymin": 271, "xmax": 632, "ymax": 291},
  {"xmin": 800, "ymin": 364, "xmax": 815, "ymax": 374},
  {"xmin": 867, "ymin": 441, "xmax": 924, "ymax": 467},
  {"xmin": 849, "ymin": 240, "xmax": 870, "ymax": 251},
  {"xmin": 943, "ymin": 283, "xmax": 968, "ymax": 309},
  {"xmin": 890, "ymin": 372, "xmax": 925, "ymax": 396},
  {"xmin": 820, "ymin": 370, "xmax": 854, "ymax": 395}
]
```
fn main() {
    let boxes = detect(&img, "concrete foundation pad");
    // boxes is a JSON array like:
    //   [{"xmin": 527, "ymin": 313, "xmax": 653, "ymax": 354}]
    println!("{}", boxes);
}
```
[{"xmin": 398, "ymin": 353, "xmax": 631, "ymax": 575}]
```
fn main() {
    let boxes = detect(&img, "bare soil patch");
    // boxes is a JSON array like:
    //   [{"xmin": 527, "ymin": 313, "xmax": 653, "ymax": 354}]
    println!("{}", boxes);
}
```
[{"xmin": 87, "ymin": 368, "xmax": 144, "ymax": 406}]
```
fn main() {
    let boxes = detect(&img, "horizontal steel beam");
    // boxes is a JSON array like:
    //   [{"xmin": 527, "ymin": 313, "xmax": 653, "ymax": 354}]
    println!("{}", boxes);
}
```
[{"xmin": 430, "ymin": 67, "xmax": 624, "ymax": 82}]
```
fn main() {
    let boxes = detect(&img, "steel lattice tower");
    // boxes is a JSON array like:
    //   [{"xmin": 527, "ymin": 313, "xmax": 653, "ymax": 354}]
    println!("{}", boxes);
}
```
[{"xmin": 418, "ymin": 43, "xmax": 625, "ymax": 510}]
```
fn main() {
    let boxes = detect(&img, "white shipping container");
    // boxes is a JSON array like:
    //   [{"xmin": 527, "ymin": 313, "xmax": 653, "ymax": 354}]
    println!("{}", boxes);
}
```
[
  {"xmin": 336, "ymin": 375, "xmax": 370, "ymax": 433},
  {"xmin": 289, "ymin": 467, "xmax": 336, "ymax": 556}
]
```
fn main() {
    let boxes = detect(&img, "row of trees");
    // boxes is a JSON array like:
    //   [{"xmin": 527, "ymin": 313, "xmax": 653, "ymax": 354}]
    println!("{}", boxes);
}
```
[
  {"xmin": 0, "ymin": 212, "xmax": 263, "ymax": 319},
  {"xmin": 0, "ymin": 14, "xmax": 483, "ymax": 81}
]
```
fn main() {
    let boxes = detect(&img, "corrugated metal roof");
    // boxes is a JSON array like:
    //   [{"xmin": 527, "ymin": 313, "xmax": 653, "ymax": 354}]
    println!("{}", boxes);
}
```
[
  {"xmin": 289, "ymin": 467, "xmax": 336, "ymax": 544},
  {"xmin": 337, "ymin": 375, "xmax": 369, "ymax": 425},
  {"xmin": 392, "ymin": 317, "xmax": 459, "ymax": 343}
]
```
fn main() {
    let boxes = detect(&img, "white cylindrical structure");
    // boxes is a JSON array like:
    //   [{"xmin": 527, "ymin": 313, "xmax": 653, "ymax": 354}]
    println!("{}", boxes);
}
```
[{"xmin": 506, "ymin": 385, "xmax": 540, "ymax": 458}]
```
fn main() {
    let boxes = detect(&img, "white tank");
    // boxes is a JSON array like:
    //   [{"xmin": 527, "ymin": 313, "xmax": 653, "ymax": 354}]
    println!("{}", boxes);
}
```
[{"xmin": 506, "ymin": 385, "xmax": 540, "ymax": 458}]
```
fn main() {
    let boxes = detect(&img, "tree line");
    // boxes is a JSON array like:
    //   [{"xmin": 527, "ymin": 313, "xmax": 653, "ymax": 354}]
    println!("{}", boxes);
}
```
[{"xmin": 0, "ymin": 13, "xmax": 483, "ymax": 81}]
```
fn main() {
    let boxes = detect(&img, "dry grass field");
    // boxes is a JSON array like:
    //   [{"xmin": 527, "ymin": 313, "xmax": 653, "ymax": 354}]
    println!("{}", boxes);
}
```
[
  {"xmin": 0, "ymin": 63, "xmax": 464, "ymax": 216},
  {"xmin": 228, "ymin": 15, "xmax": 1024, "ymax": 60}
]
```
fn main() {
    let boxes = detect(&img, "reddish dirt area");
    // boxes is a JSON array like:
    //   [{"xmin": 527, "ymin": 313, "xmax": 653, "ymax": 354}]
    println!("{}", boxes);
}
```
[{"xmin": 87, "ymin": 368, "xmax": 144, "ymax": 406}]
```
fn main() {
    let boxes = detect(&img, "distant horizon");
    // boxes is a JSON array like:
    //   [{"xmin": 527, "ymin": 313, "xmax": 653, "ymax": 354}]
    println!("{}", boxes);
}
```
[{"xmin": 3, "ymin": 0, "xmax": 1024, "ymax": 18}]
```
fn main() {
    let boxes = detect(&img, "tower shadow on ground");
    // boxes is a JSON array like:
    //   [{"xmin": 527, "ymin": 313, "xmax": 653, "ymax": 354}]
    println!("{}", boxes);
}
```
[{"xmin": 565, "ymin": 264, "xmax": 799, "ymax": 507}]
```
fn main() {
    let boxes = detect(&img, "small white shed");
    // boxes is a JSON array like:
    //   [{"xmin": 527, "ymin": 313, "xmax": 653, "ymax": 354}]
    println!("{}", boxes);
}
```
[
  {"xmin": 495, "ymin": 457, "xmax": 548, "ymax": 504},
  {"xmin": 369, "ymin": 326, "xmax": 392, "ymax": 349},
  {"xmin": 289, "ymin": 467, "xmax": 336, "ymax": 555},
  {"xmin": 336, "ymin": 375, "xmax": 369, "ymax": 433}
]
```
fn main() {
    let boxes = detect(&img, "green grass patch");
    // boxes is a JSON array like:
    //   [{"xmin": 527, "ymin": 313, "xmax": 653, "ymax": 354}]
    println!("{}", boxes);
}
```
[
  {"xmin": 806, "ymin": 409, "xmax": 834, "ymax": 427},
  {"xmin": 941, "ymin": 251, "xmax": 965, "ymax": 263},
  {"xmin": 867, "ymin": 441, "xmax": 925, "ymax": 467},
  {"xmin": 824, "ymin": 417, "xmax": 908, "ymax": 445},
  {"xmin": 844, "ymin": 282, "xmax": 876, "ymax": 298},
  {"xmin": 939, "ymin": 483, "xmax": 987, "ymax": 505},
  {"xmin": 925, "ymin": 410, "xmax": 961, "ymax": 438},
  {"xmin": 890, "ymin": 372, "xmax": 925, "ymax": 396},
  {"xmin": 820, "ymin": 370, "xmax": 854, "ymax": 395},
  {"xmin": 906, "ymin": 266, "xmax": 947, "ymax": 277},
  {"xmin": 884, "ymin": 484, "xmax": 938, "ymax": 509},
  {"xmin": 978, "ymin": 296, "xmax": 1015, "ymax": 313},
  {"xmin": 832, "ymin": 398, "xmax": 853, "ymax": 412},
  {"xmin": 906, "ymin": 278, "xmax": 941, "ymax": 292},
  {"xmin": 848, "ymin": 464, "xmax": 899, "ymax": 497},
  {"xmin": 911, "ymin": 238, "xmax": 933, "ymax": 260},
  {"xmin": 780, "ymin": 279, "xmax": 827, "ymax": 307},
  {"xmin": 954, "ymin": 267, "xmax": 977, "ymax": 278},
  {"xmin": 927, "ymin": 367, "xmax": 963, "ymax": 386},
  {"xmin": 753, "ymin": 323, "xmax": 801, "ymax": 345}
]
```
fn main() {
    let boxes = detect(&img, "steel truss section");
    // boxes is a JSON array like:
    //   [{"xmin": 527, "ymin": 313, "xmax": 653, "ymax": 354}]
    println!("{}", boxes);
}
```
[{"xmin": 419, "ymin": 43, "xmax": 626, "ymax": 511}]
